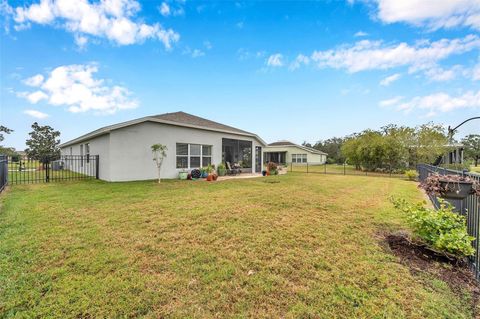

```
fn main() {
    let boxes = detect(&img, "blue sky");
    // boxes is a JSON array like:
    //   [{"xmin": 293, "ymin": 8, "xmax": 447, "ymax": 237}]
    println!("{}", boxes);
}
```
[{"xmin": 1, "ymin": 0, "xmax": 479, "ymax": 150}]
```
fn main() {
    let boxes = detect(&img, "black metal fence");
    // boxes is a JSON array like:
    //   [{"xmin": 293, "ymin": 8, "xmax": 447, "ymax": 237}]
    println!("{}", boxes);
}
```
[
  {"xmin": 5, "ymin": 155, "xmax": 99, "ymax": 185},
  {"xmin": 288, "ymin": 162, "xmax": 405, "ymax": 178},
  {"xmin": 0, "ymin": 155, "xmax": 7, "ymax": 192},
  {"xmin": 417, "ymin": 164, "xmax": 480, "ymax": 279}
]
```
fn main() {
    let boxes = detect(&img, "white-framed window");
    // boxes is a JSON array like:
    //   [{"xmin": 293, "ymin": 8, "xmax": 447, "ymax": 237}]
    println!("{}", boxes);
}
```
[
  {"xmin": 292, "ymin": 154, "xmax": 307, "ymax": 163},
  {"xmin": 85, "ymin": 143, "xmax": 90, "ymax": 163},
  {"xmin": 176, "ymin": 143, "xmax": 212, "ymax": 169},
  {"xmin": 80, "ymin": 144, "xmax": 84, "ymax": 167}
]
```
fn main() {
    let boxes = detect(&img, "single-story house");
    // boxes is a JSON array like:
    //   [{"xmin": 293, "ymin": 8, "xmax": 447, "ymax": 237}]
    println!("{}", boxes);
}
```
[
  {"xmin": 263, "ymin": 140, "xmax": 327, "ymax": 164},
  {"xmin": 60, "ymin": 112, "xmax": 266, "ymax": 181}
]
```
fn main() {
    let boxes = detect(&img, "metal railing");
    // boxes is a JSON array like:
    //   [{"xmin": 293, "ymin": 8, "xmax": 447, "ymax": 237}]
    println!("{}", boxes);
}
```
[
  {"xmin": 417, "ymin": 164, "xmax": 480, "ymax": 279},
  {"xmin": 6, "ymin": 155, "xmax": 99, "ymax": 185}
]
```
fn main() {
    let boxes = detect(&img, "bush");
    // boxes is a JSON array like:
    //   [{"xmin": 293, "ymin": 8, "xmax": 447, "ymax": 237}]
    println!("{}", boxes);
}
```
[
  {"xmin": 391, "ymin": 198, "xmax": 475, "ymax": 257},
  {"xmin": 404, "ymin": 169, "xmax": 419, "ymax": 181}
]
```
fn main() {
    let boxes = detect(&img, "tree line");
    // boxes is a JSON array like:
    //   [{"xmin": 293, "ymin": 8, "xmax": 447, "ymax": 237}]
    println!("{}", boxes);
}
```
[{"xmin": 304, "ymin": 123, "xmax": 480, "ymax": 170}]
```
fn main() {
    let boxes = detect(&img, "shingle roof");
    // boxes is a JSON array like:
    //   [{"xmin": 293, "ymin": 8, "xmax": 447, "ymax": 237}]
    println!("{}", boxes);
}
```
[
  {"xmin": 153, "ymin": 112, "xmax": 254, "ymax": 136},
  {"xmin": 266, "ymin": 140, "xmax": 328, "ymax": 155},
  {"xmin": 60, "ymin": 111, "xmax": 265, "ymax": 147}
]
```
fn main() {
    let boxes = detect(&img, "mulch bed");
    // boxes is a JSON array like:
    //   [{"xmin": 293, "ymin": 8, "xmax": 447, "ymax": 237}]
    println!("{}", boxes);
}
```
[{"xmin": 385, "ymin": 232, "xmax": 480, "ymax": 316}]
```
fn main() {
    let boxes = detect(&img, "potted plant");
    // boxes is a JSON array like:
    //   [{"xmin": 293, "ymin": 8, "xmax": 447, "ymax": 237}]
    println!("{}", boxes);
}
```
[
  {"xmin": 217, "ymin": 163, "xmax": 227, "ymax": 176},
  {"xmin": 420, "ymin": 173, "xmax": 480, "ymax": 200},
  {"xmin": 267, "ymin": 162, "xmax": 278, "ymax": 176},
  {"xmin": 206, "ymin": 164, "xmax": 214, "ymax": 181},
  {"xmin": 178, "ymin": 169, "xmax": 188, "ymax": 180},
  {"xmin": 262, "ymin": 170, "xmax": 267, "ymax": 176},
  {"xmin": 200, "ymin": 167, "xmax": 208, "ymax": 178}
]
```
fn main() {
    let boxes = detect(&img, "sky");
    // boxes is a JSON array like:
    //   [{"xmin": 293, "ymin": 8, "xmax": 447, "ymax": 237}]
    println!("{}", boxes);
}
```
[{"xmin": 1, "ymin": 0, "xmax": 479, "ymax": 150}]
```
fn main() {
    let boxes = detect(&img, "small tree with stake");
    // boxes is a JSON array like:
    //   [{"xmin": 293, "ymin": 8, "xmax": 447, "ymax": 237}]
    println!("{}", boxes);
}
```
[{"xmin": 151, "ymin": 144, "xmax": 167, "ymax": 183}]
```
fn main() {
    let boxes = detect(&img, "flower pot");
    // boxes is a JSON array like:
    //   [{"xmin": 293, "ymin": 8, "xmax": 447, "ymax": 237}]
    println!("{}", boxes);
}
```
[
  {"xmin": 206, "ymin": 174, "xmax": 213, "ymax": 181},
  {"xmin": 201, "ymin": 172, "xmax": 208, "ymax": 178},
  {"xmin": 179, "ymin": 172, "xmax": 188, "ymax": 180},
  {"xmin": 439, "ymin": 180, "xmax": 473, "ymax": 200},
  {"xmin": 262, "ymin": 170, "xmax": 267, "ymax": 176},
  {"xmin": 217, "ymin": 168, "xmax": 226, "ymax": 176},
  {"xmin": 212, "ymin": 174, "xmax": 218, "ymax": 181}
]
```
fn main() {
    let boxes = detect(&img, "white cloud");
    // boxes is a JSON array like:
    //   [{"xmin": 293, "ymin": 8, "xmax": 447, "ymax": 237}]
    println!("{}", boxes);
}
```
[
  {"xmin": 10, "ymin": 0, "xmax": 179, "ymax": 48},
  {"xmin": 382, "ymin": 90, "xmax": 480, "ymax": 116},
  {"xmin": 472, "ymin": 62, "xmax": 480, "ymax": 80},
  {"xmin": 423, "ymin": 65, "xmax": 464, "ymax": 82},
  {"xmin": 191, "ymin": 49, "xmax": 204, "ymax": 58},
  {"xmin": 266, "ymin": 53, "xmax": 284, "ymax": 67},
  {"xmin": 354, "ymin": 31, "xmax": 368, "ymax": 37},
  {"xmin": 379, "ymin": 96, "xmax": 404, "ymax": 107},
  {"xmin": 23, "ymin": 74, "xmax": 44, "ymax": 87},
  {"xmin": 310, "ymin": 34, "xmax": 480, "ymax": 73},
  {"xmin": 159, "ymin": 2, "xmax": 170, "ymax": 16},
  {"xmin": 289, "ymin": 54, "xmax": 310, "ymax": 70},
  {"xmin": 380, "ymin": 73, "xmax": 401, "ymax": 86},
  {"xmin": 24, "ymin": 109, "xmax": 49, "ymax": 119},
  {"xmin": 18, "ymin": 64, "xmax": 138, "ymax": 115},
  {"xmin": 374, "ymin": 0, "xmax": 480, "ymax": 31}
]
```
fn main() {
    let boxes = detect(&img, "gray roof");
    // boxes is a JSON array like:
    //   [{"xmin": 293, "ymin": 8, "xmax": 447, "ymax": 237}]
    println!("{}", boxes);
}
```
[
  {"xmin": 267, "ymin": 140, "xmax": 328, "ymax": 155},
  {"xmin": 60, "ymin": 111, "xmax": 266, "ymax": 147}
]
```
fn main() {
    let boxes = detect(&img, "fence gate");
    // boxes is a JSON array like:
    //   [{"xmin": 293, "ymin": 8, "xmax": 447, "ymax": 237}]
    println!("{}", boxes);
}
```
[{"xmin": 3, "ymin": 155, "xmax": 99, "ymax": 187}]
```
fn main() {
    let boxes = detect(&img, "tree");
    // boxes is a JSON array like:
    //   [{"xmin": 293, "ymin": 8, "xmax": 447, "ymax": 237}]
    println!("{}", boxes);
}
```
[
  {"xmin": 0, "ymin": 126, "xmax": 13, "ymax": 143},
  {"xmin": 25, "ymin": 122, "xmax": 61, "ymax": 164},
  {"xmin": 312, "ymin": 137, "xmax": 345, "ymax": 164},
  {"xmin": 0, "ymin": 125, "xmax": 15, "ymax": 155},
  {"xmin": 151, "ymin": 144, "xmax": 168, "ymax": 183},
  {"xmin": 462, "ymin": 134, "xmax": 480, "ymax": 166}
]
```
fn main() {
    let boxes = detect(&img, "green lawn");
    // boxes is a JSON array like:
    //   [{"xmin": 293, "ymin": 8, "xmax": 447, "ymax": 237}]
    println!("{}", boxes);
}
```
[
  {"xmin": 470, "ymin": 165, "xmax": 480, "ymax": 174},
  {"xmin": 0, "ymin": 173, "xmax": 475, "ymax": 318}
]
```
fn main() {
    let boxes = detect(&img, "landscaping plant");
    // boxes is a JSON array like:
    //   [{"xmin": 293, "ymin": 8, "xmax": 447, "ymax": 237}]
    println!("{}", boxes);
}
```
[
  {"xmin": 404, "ymin": 169, "xmax": 419, "ymax": 181},
  {"xmin": 391, "ymin": 198, "xmax": 475, "ymax": 257},
  {"xmin": 419, "ymin": 173, "xmax": 480, "ymax": 198}
]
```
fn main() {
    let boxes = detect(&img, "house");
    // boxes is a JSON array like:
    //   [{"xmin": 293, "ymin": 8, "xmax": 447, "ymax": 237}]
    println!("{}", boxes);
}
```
[
  {"xmin": 60, "ymin": 112, "xmax": 266, "ymax": 181},
  {"xmin": 263, "ymin": 140, "xmax": 327, "ymax": 165},
  {"xmin": 442, "ymin": 143, "xmax": 464, "ymax": 165}
]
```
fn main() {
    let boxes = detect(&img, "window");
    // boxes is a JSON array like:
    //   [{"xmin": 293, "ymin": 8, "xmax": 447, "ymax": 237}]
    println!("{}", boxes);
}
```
[
  {"xmin": 202, "ymin": 145, "xmax": 212, "ymax": 166},
  {"xmin": 176, "ymin": 143, "xmax": 213, "ymax": 169},
  {"xmin": 85, "ymin": 143, "xmax": 90, "ymax": 163},
  {"xmin": 292, "ymin": 154, "xmax": 307, "ymax": 163},
  {"xmin": 80, "ymin": 144, "xmax": 84, "ymax": 167}
]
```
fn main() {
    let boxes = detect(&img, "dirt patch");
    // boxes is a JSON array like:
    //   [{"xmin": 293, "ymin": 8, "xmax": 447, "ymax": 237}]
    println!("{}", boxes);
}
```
[{"xmin": 386, "ymin": 233, "xmax": 480, "ymax": 316}]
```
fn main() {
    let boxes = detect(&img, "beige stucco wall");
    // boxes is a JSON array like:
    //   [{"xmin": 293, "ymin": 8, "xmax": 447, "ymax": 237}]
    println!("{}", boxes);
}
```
[
  {"xmin": 61, "ymin": 121, "xmax": 264, "ymax": 181},
  {"xmin": 263, "ymin": 145, "xmax": 326, "ymax": 164}
]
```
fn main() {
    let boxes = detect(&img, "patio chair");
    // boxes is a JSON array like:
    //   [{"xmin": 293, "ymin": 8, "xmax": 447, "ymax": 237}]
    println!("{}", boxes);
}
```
[{"xmin": 226, "ymin": 162, "xmax": 241, "ymax": 176}]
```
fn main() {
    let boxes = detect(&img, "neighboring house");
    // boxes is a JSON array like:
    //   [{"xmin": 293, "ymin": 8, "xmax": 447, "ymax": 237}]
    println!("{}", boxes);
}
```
[
  {"xmin": 442, "ymin": 143, "xmax": 464, "ymax": 165},
  {"xmin": 263, "ymin": 140, "xmax": 327, "ymax": 164},
  {"xmin": 60, "ymin": 112, "xmax": 266, "ymax": 181}
]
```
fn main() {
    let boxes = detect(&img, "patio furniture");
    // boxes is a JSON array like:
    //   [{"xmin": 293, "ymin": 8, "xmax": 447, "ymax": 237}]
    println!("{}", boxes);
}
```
[{"xmin": 226, "ymin": 162, "xmax": 241, "ymax": 176}]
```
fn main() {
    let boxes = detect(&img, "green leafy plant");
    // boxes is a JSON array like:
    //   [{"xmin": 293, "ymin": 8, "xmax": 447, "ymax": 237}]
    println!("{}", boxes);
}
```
[
  {"xmin": 391, "ymin": 198, "xmax": 475, "ymax": 257},
  {"xmin": 404, "ymin": 169, "xmax": 419, "ymax": 181}
]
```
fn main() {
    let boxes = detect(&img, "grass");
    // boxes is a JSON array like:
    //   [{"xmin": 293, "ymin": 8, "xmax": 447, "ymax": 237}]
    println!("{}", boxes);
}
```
[{"xmin": 0, "ymin": 173, "xmax": 476, "ymax": 318}]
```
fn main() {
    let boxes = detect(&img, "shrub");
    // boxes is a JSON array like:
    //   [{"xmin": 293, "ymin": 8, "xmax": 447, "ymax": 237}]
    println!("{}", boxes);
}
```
[
  {"xmin": 420, "ymin": 173, "xmax": 480, "ymax": 197},
  {"xmin": 404, "ymin": 169, "xmax": 419, "ymax": 181},
  {"xmin": 267, "ymin": 162, "xmax": 277, "ymax": 171},
  {"xmin": 391, "ymin": 198, "xmax": 475, "ymax": 257}
]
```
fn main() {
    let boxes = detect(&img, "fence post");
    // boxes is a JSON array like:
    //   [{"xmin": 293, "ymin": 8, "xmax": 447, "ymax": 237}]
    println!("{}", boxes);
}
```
[
  {"xmin": 343, "ymin": 163, "xmax": 346, "ymax": 175},
  {"xmin": 307, "ymin": 162, "xmax": 309, "ymax": 173},
  {"xmin": 324, "ymin": 162, "xmax": 326, "ymax": 174},
  {"xmin": 45, "ymin": 161, "xmax": 50, "ymax": 183},
  {"xmin": 95, "ymin": 155, "xmax": 100, "ymax": 179},
  {"xmin": 290, "ymin": 162, "xmax": 292, "ymax": 172}
]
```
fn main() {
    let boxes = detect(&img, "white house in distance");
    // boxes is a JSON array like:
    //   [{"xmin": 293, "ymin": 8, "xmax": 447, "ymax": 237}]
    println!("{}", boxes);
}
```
[
  {"xmin": 60, "ymin": 112, "xmax": 266, "ymax": 181},
  {"xmin": 263, "ymin": 140, "xmax": 327, "ymax": 164}
]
